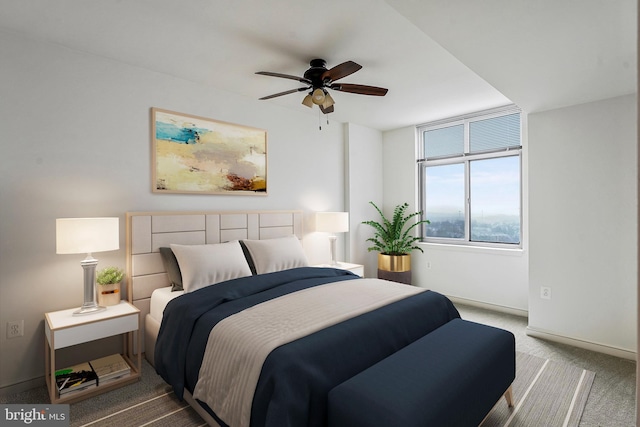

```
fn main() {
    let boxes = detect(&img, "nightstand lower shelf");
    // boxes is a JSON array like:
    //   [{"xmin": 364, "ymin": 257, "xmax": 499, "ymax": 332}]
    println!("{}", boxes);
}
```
[{"xmin": 44, "ymin": 352, "xmax": 140, "ymax": 404}]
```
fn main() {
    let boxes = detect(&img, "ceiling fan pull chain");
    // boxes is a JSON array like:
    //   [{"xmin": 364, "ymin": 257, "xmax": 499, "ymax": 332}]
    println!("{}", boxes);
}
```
[{"xmin": 318, "ymin": 109, "xmax": 322, "ymax": 131}]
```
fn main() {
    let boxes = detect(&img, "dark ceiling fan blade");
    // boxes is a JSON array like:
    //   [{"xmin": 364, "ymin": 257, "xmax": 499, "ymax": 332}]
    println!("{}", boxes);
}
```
[
  {"xmin": 256, "ymin": 71, "xmax": 312, "ymax": 84},
  {"xmin": 320, "ymin": 104, "xmax": 335, "ymax": 114},
  {"xmin": 330, "ymin": 83, "xmax": 388, "ymax": 96},
  {"xmin": 259, "ymin": 87, "xmax": 309, "ymax": 100},
  {"xmin": 321, "ymin": 61, "xmax": 362, "ymax": 82}
]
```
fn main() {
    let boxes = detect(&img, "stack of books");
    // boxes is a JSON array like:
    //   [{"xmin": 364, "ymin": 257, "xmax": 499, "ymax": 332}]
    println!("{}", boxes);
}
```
[
  {"xmin": 89, "ymin": 354, "xmax": 131, "ymax": 385},
  {"xmin": 55, "ymin": 362, "xmax": 98, "ymax": 396}
]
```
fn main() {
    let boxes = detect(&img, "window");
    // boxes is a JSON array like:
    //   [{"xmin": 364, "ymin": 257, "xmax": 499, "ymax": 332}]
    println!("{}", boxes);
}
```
[{"xmin": 418, "ymin": 107, "xmax": 522, "ymax": 247}]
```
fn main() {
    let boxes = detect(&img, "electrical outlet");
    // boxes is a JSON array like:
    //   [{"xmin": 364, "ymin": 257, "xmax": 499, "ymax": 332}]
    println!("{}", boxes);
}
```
[
  {"xmin": 426, "ymin": 262, "xmax": 432, "ymax": 270},
  {"xmin": 540, "ymin": 287, "xmax": 552, "ymax": 300},
  {"xmin": 7, "ymin": 320, "xmax": 24, "ymax": 339}
]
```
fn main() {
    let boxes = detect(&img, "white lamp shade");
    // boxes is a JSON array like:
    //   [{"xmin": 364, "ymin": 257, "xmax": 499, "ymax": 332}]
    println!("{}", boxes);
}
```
[
  {"xmin": 316, "ymin": 212, "xmax": 349, "ymax": 233},
  {"xmin": 56, "ymin": 217, "xmax": 120, "ymax": 254}
]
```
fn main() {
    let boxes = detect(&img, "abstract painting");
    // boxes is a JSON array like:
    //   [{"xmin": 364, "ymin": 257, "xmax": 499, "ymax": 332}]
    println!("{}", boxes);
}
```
[{"xmin": 151, "ymin": 108, "xmax": 267, "ymax": 195}]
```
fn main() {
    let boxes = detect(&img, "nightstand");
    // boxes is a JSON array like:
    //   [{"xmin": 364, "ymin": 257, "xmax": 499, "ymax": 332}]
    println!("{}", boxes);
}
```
[
  {"xmin": 44, "ymin": 300, "xmax": 141, "ymax": 404},
  {"xmin": 314, "ymin": 262, "xmax": 364, "ymax": 277}
]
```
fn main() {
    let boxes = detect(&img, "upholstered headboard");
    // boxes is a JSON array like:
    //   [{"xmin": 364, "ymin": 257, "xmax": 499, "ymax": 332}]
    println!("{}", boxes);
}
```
[{"xmin": 126, "ymin": 210, "xmax": 304, "ymax": 352}]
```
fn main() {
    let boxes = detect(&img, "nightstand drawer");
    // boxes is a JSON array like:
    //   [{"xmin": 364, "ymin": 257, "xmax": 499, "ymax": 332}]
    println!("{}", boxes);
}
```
[{"xmin": 50, "ymin": 314, "xmax": 137, "ymax": 349}]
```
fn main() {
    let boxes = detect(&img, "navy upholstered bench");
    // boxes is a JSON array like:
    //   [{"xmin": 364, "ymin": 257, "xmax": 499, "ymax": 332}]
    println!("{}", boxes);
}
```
[{"xmin": 328, "ymin": 318, "xmax": 515, "ymax": 427}]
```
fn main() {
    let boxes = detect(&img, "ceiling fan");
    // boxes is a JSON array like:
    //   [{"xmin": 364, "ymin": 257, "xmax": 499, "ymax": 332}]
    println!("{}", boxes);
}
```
[{"xmin": 256, "ymin": 59, "xmax": 388, "ymax": 114}]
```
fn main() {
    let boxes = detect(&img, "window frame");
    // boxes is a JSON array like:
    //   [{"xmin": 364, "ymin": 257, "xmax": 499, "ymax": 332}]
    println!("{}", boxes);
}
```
[{"xmin": 417, "ymin": 106, "xmax": 523, "ymax": 249}]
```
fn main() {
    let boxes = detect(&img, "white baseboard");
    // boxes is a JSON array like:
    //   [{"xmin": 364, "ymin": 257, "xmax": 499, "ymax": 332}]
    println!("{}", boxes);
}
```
[
  {"xmin": 526, "ymin": 326, "xmax": 637, "ymax": 361},
  {"xmin": 447, "ymin": 295, "xmax": 528, "ymax": 318}
]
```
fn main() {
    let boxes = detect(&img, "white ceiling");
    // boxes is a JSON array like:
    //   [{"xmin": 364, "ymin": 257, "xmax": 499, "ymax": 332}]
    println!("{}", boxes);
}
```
[{"xmin": 0, "ymin": 0, "xmax": 635, "ymax": 131}]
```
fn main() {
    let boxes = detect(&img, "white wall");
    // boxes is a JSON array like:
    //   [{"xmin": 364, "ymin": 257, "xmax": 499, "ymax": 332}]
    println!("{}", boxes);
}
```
[
  {"xmin": 381, "ymin": 126, "xmax": 529, "ymax": 312},
  {"xmin": 414, "ymin": 245, "xmax": 528, "ymax": 312},
  {"xmin": 345, "ymin": 123, "xmax": 384, "ymax": 278},
  {"xmin": 0, "ymin": 32, "xmax": 347, "ymax": 388},
  {"xmin": 528, "ymin": 94, "xmax": 637, "ymax": 355},
  {"xmin": 382, "ymin": 127, "xmax": 418, "ymax": 211}
]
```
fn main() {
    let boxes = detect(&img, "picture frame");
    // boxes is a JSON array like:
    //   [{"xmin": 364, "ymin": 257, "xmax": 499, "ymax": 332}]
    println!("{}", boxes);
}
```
[{"xmin": 151, "ymin": 108, "xmax": 267, "ymax": 195}]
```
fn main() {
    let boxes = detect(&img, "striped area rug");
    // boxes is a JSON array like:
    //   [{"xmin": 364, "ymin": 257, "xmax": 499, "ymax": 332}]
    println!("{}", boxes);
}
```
[
  {"xmin": 482, "ymin": 352, "xmax": 595, "ymax": 427},
  {"xmin": 71, "ymin": 352, "xmax": 594, "ymax": 427},
  {"xmin": 75, "ymin": 391, "xmax": 205, "ymax": 427}
]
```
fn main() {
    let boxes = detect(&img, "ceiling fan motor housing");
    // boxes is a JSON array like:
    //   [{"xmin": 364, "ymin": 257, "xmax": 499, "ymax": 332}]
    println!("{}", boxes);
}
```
[{"xmin": 304, "ymin": 59, "xmax": 330, "ymax": 88}]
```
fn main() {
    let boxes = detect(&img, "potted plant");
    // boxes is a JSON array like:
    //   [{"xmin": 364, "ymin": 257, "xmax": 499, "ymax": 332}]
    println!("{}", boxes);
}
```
[
  {"xmin": 96, "ymin": 266, "xmax": 124, "ymax": 306},
  {"xmin": 362, "ymin": 202, "xmax": 429, "ymax": 284}
]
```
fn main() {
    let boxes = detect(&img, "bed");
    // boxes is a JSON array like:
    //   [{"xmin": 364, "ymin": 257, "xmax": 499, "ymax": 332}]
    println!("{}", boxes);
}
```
[{"xmin": 126, "ymin": 210, "xmax": 462, "ymax": 427}]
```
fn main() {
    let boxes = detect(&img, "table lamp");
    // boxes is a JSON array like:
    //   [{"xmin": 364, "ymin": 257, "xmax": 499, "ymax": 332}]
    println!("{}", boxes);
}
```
[
  {"xmin": 56, "ymin": 217, "xmax": 119, "ymax": 315},
  {"xmin": 316, "ymin": 212, "xmax": 349, "ymax": 266}
]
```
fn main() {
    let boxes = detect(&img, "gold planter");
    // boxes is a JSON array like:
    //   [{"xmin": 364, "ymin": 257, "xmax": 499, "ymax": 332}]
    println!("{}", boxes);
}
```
[
  {"xmin": 377, "ymin": 253, "xmax": 412, "ymax": 285},
  {"xmin": 377, "ymin": 253, "xmax": 411, "ymax": 272}
]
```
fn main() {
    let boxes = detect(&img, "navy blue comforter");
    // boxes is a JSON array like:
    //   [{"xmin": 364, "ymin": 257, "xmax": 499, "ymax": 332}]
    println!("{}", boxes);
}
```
[{"xmin": 155, "ymin": 267, "xmax": 460, "ymax": 427}]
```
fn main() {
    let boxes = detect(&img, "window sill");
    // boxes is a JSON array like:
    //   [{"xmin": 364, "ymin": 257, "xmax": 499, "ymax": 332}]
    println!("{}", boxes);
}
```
[{"xmin": 418, "ymin": 242, "xmax": 525, "ymax": 257}]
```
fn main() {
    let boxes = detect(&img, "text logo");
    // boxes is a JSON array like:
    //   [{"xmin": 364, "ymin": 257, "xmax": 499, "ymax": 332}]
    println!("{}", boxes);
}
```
[{"xmin": 1, "ymin": 405, "xmax": 69, "ymax": 426}]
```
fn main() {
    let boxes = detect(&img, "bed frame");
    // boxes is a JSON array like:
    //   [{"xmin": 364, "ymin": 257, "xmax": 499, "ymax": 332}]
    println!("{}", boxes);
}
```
[{"xmin": 125, "ymin": 210, "xmax": 304, "ymax": 363}]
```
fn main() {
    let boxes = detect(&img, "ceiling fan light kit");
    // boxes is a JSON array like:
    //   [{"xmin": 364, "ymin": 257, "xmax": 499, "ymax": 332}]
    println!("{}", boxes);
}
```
[
  {"xmin": 311, "ymin": 88, "xmax": 326, "ymax": 105},
  {"xmin": 301, "ymin": 94, "xmax": 313, "ymax": 108},
  {"xmin": 322, "ymin": 92, "xmax": 335, "ymax": 109},
  {"xmin": 256, "ymin": 59, "xmax": 388, "ymax": 115}
]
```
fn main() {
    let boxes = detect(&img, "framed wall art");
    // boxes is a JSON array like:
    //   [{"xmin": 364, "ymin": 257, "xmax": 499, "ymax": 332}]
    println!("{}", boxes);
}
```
[{"xmin": 151, "ymin": 108, "xmax": 267, "ymax": 195}]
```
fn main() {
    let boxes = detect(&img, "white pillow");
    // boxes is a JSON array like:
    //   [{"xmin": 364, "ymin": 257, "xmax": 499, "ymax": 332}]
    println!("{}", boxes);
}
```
[
  {"xmin": 242, "ymin": 235, "xmax": 309, "ymax": 274},
  {"xmin": 169, "ymin": 241, "xmax": 252, "ymax": 293}
]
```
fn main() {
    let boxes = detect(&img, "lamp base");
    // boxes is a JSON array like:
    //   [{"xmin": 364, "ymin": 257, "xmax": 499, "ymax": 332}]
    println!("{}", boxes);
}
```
[
  {"xmin": 73, "ymin": 303, "xmax": 106, "ymax": 316},
  {"xmin": 73, "ymin": 254, "xmax": 106, "ymax": 316},
  {"xmin": 328, "ymin": 235, "xmax": 339, "ymax": 266}
]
